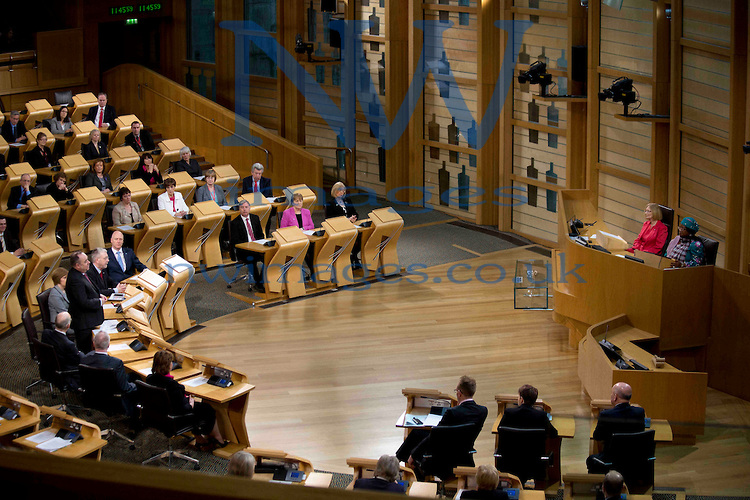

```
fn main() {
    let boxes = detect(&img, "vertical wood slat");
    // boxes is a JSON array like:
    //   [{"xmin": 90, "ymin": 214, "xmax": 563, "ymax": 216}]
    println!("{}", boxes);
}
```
[{"xmin": 650, "ymin": 0, "xmax": 670, "ymax": 206}]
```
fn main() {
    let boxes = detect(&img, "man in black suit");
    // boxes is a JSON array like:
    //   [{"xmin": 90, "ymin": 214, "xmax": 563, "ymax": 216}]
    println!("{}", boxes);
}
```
[
  {"xmin": 67, "ymin": 250, "xmax": 107, "ymax": 352},
  {"xmin": 6, "ymin": 173, "xmax": 36, "ymax": 210},
  {"xmin": 498, "ymin": 384, "xmax": 558, "ymax": 438},
  {"xmin": 81, "ymin": 331, "xmax": 137, "ymax": 416},
  {"xmin": 41, "ymin": 312, "xmax": 83, "ymax": 388},
  {"xmin": 396, "ymin": 376, "xmax": 488, "ymax": 475},
  {"xmin": 0, "ymin": 217, "xmax": 24, "ymax": 256},
  {"xmin": 586, "ymin": 382, "xmax": 646, "ymax": 473},
  {"xmin": 85, "ymin": 92, "xmax": 117, "ymax": 130},
  {"xmin": 230, "ymin": 199, "xmax": 265, "ymax": 290},
  {"xmin": 1, "ymin": 110, "xmax": 27, "ymax": 163},
  {"xmin": 106, "ymin": 231, "xmax": 146, "ymax": 285},
  {"xmin": 123, "ymin": 121, "xmax": 155, "ymax": 152},
  {"xmin": 353, "ymin": 455, "xmax": 406, "ymax": 494},
  {"xmin": 241, "ymin": 162, "xmax": 272, "ymax": 196},
  {"xmin": 87, "ymin": 248, "xmax": 126, "ymax": 296}
]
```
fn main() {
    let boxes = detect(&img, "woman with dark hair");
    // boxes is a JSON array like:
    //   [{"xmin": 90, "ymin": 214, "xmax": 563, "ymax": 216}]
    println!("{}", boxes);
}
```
[
  {"xmin": 111, "ymin": 187, "xmax": 143, "ymax": 225},
  {"xmin": 46, "ymin": 172, "xmax": 74, "ymax": 202},
  {"xmin": 666, "ymin": 217, "xmax": 706, "ymax": 268},
  {"xmin": 49, "ymin": 106, "xmax": 72, "ymax": 135},
  {"xmin": 145, "ymin": 350, "xmax": 227, "ymax": 450},
  {"xmin": 81, "ymin": 159, "xmax": 113, "ymax": 193},
  {"xmin": 26, "ymin": 131, "xmax": 53, "ymax": 170},
  {"xmin": 132, "ymin": 153, "xmax": 162, "ymax": 186}
]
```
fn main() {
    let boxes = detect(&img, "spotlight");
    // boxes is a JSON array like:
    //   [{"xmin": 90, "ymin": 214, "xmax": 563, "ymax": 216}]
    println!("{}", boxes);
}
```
[
  {"xmin": 598, "ymin": 77, "xmax": 637, "ymax": 115},
  {"xmin": 295, "ymin": 33, "xmax": 314, "ymax": 61},
  {"xmin": 517, "ymin": 61, "xmax": 553, "ymax": 96}
]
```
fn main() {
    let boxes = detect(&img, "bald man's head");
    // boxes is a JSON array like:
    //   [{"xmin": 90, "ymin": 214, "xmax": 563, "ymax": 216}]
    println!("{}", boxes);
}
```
[
  {"xmin": 611, "ymin": 382, "xmax": 633, "ymax": 405},
  {"xmin": 602, "ymin": 470, "xmax": 624, "ymax": 498}
]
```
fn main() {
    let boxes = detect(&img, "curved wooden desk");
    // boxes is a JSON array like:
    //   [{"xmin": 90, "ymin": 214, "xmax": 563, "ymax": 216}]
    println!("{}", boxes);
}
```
[
  {"xmin": 14, "ymin": 406, "xmax": 106, "ymax": 460},
  {"xmin": 0, "ymin": 252, "xmax": 25, "ymax": 331}
]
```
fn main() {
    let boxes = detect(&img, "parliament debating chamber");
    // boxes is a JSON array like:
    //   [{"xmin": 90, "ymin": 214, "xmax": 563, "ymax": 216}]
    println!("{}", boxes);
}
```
[{"xmin": 0, "ymin": 0, "xmax": 749, "ymax": 499}]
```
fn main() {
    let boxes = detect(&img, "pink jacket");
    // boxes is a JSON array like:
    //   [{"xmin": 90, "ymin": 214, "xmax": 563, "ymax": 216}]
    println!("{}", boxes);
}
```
[{"xmin": 280, "ymin": 207, "xmax": 314, "ymax": 230}]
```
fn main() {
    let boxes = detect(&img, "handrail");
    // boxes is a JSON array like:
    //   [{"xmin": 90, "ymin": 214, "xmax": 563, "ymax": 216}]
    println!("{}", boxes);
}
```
[
  {"xmin": 301, "ymin": 145, "xmax": 355, "ymax": 186},
  {"xmin": 137, "ymin": 83, "xmax": 271, "ymax": 170}
]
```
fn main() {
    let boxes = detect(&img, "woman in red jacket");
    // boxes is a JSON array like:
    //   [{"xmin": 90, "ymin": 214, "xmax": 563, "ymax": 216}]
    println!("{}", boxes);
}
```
[{"xmin": 628, "ymin": 203, "xmax": 668, "ymax": 255}]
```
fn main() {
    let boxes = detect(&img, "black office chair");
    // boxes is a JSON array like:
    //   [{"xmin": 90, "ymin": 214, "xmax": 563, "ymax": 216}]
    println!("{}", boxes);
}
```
[
  {"xmin": 696, "ymin": 235, "xmax": 719, "ymax": 265},
  {"xmin": 494, "ymin": 426, "xmax": 552, "ymax": 487},
  {"xmin": 135, "ymin": 380, "xmax": 200, "ymax": 470},
  {"xmin": 658, "ymin": 205, "xmax": 674, "ymax": 256},
  {"xmin": 79, "ymin": 364, "xmax": 135, "ymax": 447},
  {"xmin": 22, "ymin": 308, "xmax": 45, "ymax": 395},
  {"xmin": 54, "ymin": 90, "xmax": 74, "ymax": 107},
  {"xmin": 36, "ymin": 288, "xmax": 53, "ymax": 331},
  {"xmin": 589, "ymin": 430, "xmax": 655, "ymax": 494},
  {"xmin": 31, "ymin": 337, "xmax": 80, "ymax": 414},
  {"xmin": 420, "ymin": 423, "xmax": 479, "ymax": 483}
]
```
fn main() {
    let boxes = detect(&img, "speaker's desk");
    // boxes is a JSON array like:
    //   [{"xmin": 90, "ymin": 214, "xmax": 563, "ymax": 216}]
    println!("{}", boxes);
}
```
[
  {"xmin": 13, "ymin": 406, "xmax": 106, "ymax": 460},
  {"xmin": 0, "ymin": 387, "xmax": 40, "ymax": 440}
]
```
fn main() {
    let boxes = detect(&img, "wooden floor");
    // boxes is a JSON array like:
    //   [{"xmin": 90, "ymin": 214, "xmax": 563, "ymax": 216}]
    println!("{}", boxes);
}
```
[{"xmin": 177, "ymin": 246, "xmax": 750, "ymax": 496}]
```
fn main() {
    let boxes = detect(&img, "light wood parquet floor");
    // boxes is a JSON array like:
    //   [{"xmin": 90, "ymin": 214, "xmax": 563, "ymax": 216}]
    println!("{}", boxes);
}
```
[{"xmin": 177, "ymin": 246, "xmax": 750, "ymax": 496}]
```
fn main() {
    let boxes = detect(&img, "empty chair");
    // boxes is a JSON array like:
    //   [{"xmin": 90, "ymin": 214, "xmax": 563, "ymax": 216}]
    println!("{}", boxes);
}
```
[
  {"xmin": 30, "ymin": 337, "xmax": 80, "ymax": 413},
  {"xmin": 22, "ymin": 308, "xmax": 44, "ymax": 394}
]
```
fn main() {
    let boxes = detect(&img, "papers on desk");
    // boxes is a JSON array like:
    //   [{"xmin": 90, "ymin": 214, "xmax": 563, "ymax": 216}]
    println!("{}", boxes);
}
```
[
  {"xmin": 109, "ymin": 292, "xmax": 126, "ymax": 301},
  {"xmin": 9, "ymin": 142, "xmax": 25, "ymax": 147},
  {"xmin": 194, "ymin": 175, "xmax": 205, "ymax": 181},
  {"xmin": 163, "ymin": 255, "xmax": 191, "ymax": 272},
  {"xmin": 397, "ymin": 411, "xmax": 444, "ymax": 427},
  {"xmin": 266, "ymin": 196, "xmax": 281, "ymax": 202},
  {"xmin": 117, "ymin": 225, "xmax": 135, "ymax": 231},
  {"xmin": 254, "ymin": 239, "xmax": 270, "ymax": 245},
  {"xmin": 27, "ymin": 429, "xmax": 57, "ymax": 444},
  {"xmin": 108, "ymin": 343, "xmax": 130, "ymax": 352},
  {"xmin": 220, "ymin": 205, "xmax": 233, "ymax": 211},
  {"xmin": 103, "ymin": 303, "xmax": 116, "ymax": 310},
  {"xmin": 137, "ymin": 367, "xmax": 152, "ymax": 376},
  {"xmin": 184, "ymin": 377, "xmax": 209, "ymax": 387},
  {"xmin": 303, "ymin": 230, "xmax": 316, "ymax": 236},
  {"xmin": 36, "ymin": 437, "xmax": 74, "ymax": 452},
  {"xmin": 97, "ymin": 320, "xmax": 121, "ymax": 334}
]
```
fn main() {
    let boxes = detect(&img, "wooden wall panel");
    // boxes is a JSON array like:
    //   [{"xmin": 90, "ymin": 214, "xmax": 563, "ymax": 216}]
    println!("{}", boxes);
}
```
[
  {"xmin": 247, "ymin": 77, "xmax": 280, "ymax": 132},
  {"xmin": 682, "ymin": 0, "xmax": 732, "ymax": 47},
  {"xmin": 679, "ymin": 135, "xmax": 728, "ymax": 233},
  {"xmin": 597, "ymin": 172, "xmax": 650, "ymax": 244},
  {"xmin": 681, "ymin": 49, "xmax": 731, "ymax": 140},
  {"xmin": 599, "ymin": 0, "xmax": 653, "ymax": 75}
]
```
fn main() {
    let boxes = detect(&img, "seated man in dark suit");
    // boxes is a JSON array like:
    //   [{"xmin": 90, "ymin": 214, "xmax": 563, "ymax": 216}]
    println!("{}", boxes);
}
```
[
  {"xmin": 87, "ymin": 247, "xmax": 127, "ymax": 296},
  {"xmin": 241, "ymin": 162, "xmax": 272, "ymax": 196},
  {"xmin": 230, "ymin": 199, "xmax": 265, "ymax": 291},
  {"xmin": 173, "ymin": 146, "xmax": 202, "ymax": 177},
  {"xmin": 81, "ymin": 331, "xmax": 137, "ymax": 416},
  {"xmin": 586, "ymin": 382, "xmax": 646, "ymax": 473},
  {"xmin": 498, "ymin": 384, "xmax": 557, "ymax": 438},
  {"xmin": 67, "ymin": 250, "xmax": 108, "ymax": 352},
  {"xmin": 1, "ymin": 110, "xmax": 27, "ymax": 163},
  {"xmin": 353, "ymin": 455, "xmax": 406, "ymax": 494},
  {"xmin": 0, "ymin": 216, "xmax": 25, "ymax": 256},
  {"xmin": 602, "ymin": 470, "xmax": 625, "ymax": 500},
  {"xmin": 106, "ymin": 231, "xmax": 146, "ymax": 285},
  {"xmin": 7, "ymin": 173, "xmax": 37, "ymax": 210},
  {"xmin": 41, "ymin": 312, "xmax": 83, "ymax": 388},
  {"xmin": 396, "ymin": 376, "xmax": 488, "ymax": 477},
  {"xmin": 123, "ymin": 121, "xmax": 155, "ymax": 152},
  {"xmin": 85, "ymin": 92, "xmax": 117, "ymax": 130}
]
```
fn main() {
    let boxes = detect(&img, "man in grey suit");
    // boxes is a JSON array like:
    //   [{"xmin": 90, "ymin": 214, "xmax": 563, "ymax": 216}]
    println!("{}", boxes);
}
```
[{"xmin": 80, "ymin": 331, "xmax": 137, "ymax": 416}]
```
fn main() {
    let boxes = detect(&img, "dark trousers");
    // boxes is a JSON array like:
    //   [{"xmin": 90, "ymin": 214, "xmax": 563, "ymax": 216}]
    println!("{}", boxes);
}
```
[
  {"xmin": 586, "ymin": 453, "xmax": 611, "ymax": 473},
  {"xmin": 75, "ymin": 328, "xmax": 93, "ymax": 354},
  {"xmin": 396, "ymin": 429, "xmax": 429, "ymax": 462}
]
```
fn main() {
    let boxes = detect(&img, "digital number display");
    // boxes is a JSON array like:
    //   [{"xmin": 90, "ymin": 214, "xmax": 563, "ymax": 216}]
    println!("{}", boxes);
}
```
[{"xmin": 110, "ymin": 3, "xmax": 162, "ymax": 16}]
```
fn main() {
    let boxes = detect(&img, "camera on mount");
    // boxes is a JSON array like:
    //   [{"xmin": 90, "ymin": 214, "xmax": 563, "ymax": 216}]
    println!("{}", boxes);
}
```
[{"xmin": 517, "ymin": 61, "xmax": 553, "ymax": 96}]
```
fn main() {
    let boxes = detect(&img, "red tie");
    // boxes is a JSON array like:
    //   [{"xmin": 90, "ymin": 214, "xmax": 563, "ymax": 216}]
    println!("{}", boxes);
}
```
[
  {"xmin": 254, "ymin": 181, "xmax": 258, "ymax": 193},
  {"xmin": 98, "ymin": 107, "xmax": 104, "ymax": 127},
  {"xmin": 135, "ymin": 135, "xmax": 142, "ymax": 149},
  {"xmin": 244, "ymin": 217, "xmax": 254, "ymax": 241}
]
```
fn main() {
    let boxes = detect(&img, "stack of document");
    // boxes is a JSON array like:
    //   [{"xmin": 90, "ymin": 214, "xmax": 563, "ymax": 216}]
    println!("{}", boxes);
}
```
[{"xmin": 26, "ymin": 430, "xmax": 74, "ymax": 452}]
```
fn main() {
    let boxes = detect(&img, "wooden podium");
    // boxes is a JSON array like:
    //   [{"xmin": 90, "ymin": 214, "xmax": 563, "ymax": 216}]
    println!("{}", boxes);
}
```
[
  {"xmin": 0, "ymin": 252, "xmax": 25, "ymax": 331},
  {"xmin": 65, "ymin": 120, "xmax": 98, "ymax": 157},
  {"xmin": 183, "ymin": 201, "xmax": 224, "ymax": 267},
  {"xmin": 118, "ymin": 178, "xmax": 152, "ymax": 213},
  {"xmin": 57, "ymin": 154, "xmax": 91, "ymax": 189},
  {"xmin": 361, "ymin": 207, "xmax": 403, "ymax": 276},
  {"xmin": 159, "ymin": 255, "xmax": 195, "ymax": 340},
  {"xmin": 21, "ymin": 195, "xmax": 60, "ymax": 249},
  {"xmin": 108, "ymin": 146, "xmax": 140, "ymax": 189},
  {"xmin": 24, "ymin": 99, "xmax": 54, "ymax": 129},
  {"xmin": 128, "ymin": 269, "xmax": 168, "ymax": 338},
  {"xmin": 23, "ymin": 238, "xmax": 63, "ymax": 311},
  {"xmin": 155, "ymin": 138, "xmax": 186, "ymax": 171},
  {"xmin": 315, "ymin": 216, "xmax": 358, "ymax": 286},
  {"xmin": 71, "ymin": 92, "xmax": 98, "ymax": 122},
  {"xmin": 135, "ymin": 210, "xmax": 178, "ymax": 270},
  {"xmin": 66, "ymin": 187, "xmax": 106, "ymax": 252},
  {"xmin": 165, "ymin": 171, "xmax": 197, "ymax": 206},
  {"xmin": 267, "ymin": 226, "xmax": 310, "ymax": 298},
  {"xmin": 0, "ymin": 163, "xmax": 36, "ymax": 212},
  {"xmin": 238, "ymin": 193, "xmax": 272, "ymax": 236},
  {"xmin": 283, "ymin": 184, "xmax": 317, "ymax": 211}
]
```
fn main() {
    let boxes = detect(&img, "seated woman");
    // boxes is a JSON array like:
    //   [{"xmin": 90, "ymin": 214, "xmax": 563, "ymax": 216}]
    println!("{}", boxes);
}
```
[
  {"xmin": 627, "ymin": 203, "xmax": 668, "ymax": 255},
  {"xmin": 81, "ymin": 129, "xmax": 108, "ymax": 161},
  {"xmin": 49, "ymin": 105, "xmax": 72, "ymax": 135},
  {"xmin": 325, "ymin": 181, "xmax": 361, "ymax": 269},
  {"xmin": 280, "ymin": 192, "xmax": 314, "ymax": 230},
  {"xmin": 132, "ymin": 153, "xmax": 162, "ymax": 186},
  {"xmin": 145, "ymin": 350, "xmax": 226, "ymax": 450},
  {"xmin": 173, "ymin": 146, "xmax": 203, "ymax": 177},
  {"xmin": 353, "ymin": 455, "xmax": 405, "ymax": 494},
  {"xmin": 461, "ymin": 464, "xmax": 506, "ymax": 500},
  {"xmin": 665, "ymin": 217, "xmax": 706, "ymax": 268},
  {"xmin": 81, "ymin": 159, "xmax": 112, "ymax": 193},
  {"xmin": 26, "ymin": 131, "xmax": 53, "ymax": 170},
  {"xmin": 158, "ymin": 177, "xmax": 189, "ymax": 218},
  {"xmin": 46, "ymin": 172, "xmax": 74, "ymax": 202},
  {"xmin": 195, "ymin": 169, "xmax": 226, "ymax": 205},
  {"xmin": 111, "ymin": 187, "xmax": 143, "ymax": 226},
  {"xmin": 227, "ymin": 451, "xmax": 256, "ymax": 478}
]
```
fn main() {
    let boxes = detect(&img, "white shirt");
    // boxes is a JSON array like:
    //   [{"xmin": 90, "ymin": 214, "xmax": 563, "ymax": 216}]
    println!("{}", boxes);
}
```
[{"xmin": 157, "ymin": 191, "xmax": 189, "ymax": 216}]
